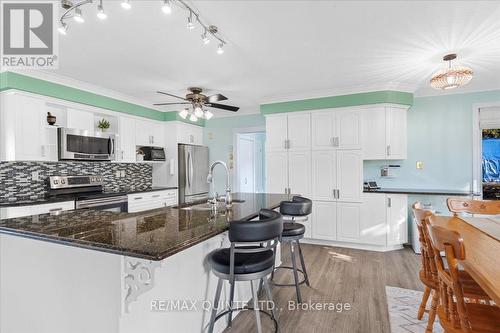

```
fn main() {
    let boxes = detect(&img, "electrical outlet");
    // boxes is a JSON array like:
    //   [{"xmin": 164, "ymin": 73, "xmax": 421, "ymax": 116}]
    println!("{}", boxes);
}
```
[
  {"xmin": 416, "ymin": 161, "xmax": 424, "ymax": 169},
  {"xmin": 115, "ymin": 170, "xmax": 121, "ymax": 178},
  {"xmin": 120, "ymin": 170, "xmax": 126, "ymax": 178},
  {"xmin": 31, "ymin": 171, "xmax": 39, "ymax": 181}
]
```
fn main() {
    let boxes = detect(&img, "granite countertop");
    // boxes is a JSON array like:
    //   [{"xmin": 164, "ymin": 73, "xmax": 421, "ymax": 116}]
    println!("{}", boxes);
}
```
[
  {"xmin": 0, "ymin": 186, "xmax": 178, "ymax": 208},
  {"xmin": 363, "ymin": 188, "xmax": 479, "ymax": 196},
  {"xmin": 0, "ymin": 193, "xmax": 291, "ymax": 261}
]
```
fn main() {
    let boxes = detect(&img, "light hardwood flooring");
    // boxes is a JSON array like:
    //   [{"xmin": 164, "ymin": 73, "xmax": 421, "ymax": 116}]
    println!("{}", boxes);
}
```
[{"xmin": 224, "ymin": 243, "xmax": 422, "ymax": 333}]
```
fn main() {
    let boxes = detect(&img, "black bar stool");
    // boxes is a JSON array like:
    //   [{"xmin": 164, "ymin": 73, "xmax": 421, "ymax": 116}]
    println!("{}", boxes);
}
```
[
  {"xmin": 207, "ymin": 209, "xmax": 283, "ymax": 333},
  {"xmin": 271, "ymin": 196, "xmax": 312, "ymax": 303}
]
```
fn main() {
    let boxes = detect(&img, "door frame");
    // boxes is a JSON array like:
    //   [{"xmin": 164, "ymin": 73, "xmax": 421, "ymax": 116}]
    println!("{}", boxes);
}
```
[
  {"xmin": 472, "ymin": 102, "xmax": 500, "ymax": 196},
  {"xmin": 232, "ymin": 126, "xmax": 265, "ymax": 193}
]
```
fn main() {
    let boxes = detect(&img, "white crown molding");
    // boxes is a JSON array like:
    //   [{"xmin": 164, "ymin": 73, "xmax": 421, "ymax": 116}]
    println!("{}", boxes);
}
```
[
  {"xmin": 259, "ymin": 82, "xmax": 417, "ymax": 105},
  {"xmin": 5, "ymin": 69, "xmax": 167, "ymax": 113}
]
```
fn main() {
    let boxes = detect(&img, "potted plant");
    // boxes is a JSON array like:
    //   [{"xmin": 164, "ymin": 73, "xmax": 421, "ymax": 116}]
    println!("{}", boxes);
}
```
[{"xmin": 97, "ymin": 118, "xmax": 110, "ymax": 132}]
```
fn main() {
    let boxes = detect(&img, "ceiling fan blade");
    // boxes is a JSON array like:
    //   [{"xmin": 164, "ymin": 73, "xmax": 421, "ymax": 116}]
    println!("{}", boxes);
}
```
[
  {"xmin": 153, "ymin": 102, "xmax": 191, "ymax": 106},
  {"xmin": 206, "ymin": 94, "xmax": 228, "ymax": 103},
  {"xmin": 207, "ymin": 103, "xmax": 240, "ymax": 112},
  {"xmin": 156, "ymin": 91, "xmax": 187, "ymax": 100}
]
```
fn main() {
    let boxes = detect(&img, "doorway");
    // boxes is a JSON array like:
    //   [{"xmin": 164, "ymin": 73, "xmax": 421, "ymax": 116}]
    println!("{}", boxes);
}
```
[{"xmin": 234, "ymin": 132, "xmax": 266, "ymax": 193}]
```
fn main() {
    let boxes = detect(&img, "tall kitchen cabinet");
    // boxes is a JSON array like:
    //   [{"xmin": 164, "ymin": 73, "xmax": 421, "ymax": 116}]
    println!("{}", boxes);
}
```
[
  {"xmin": 309, "ymin": 109, "xmax": 363, "ymax": 241},
  {"xmin": 265, "ymin": 113, "xmax": 311, "ymax": 197}
]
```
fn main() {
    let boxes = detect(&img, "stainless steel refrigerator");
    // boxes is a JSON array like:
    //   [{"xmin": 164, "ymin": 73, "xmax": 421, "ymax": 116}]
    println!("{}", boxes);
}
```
[{"xmin": 178, "ymin": 144, "xmax": 210, "ymax": 204}]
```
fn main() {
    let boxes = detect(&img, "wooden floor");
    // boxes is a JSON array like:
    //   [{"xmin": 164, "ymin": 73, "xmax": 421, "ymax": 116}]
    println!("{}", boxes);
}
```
[{"xmin": 224, "ymin": 243, "xmax": 422, "ymax": 333}]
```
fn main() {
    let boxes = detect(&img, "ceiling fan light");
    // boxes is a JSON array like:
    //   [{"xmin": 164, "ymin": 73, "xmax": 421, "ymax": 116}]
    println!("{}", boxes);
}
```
[
  {"xmin": 179, "ymin": 109, "xmax": 189, "ymax": 119},
  {"xmin": 430, "ymin": 54, "xmax": 473, "ymax": 90},
  {"xmin": 194, "ymin": 106, "xmax": 204, "ymax": 117},
  {"xmin": 121, "ymin": 0, "xmax": 131, "ymax": 10},
  {"xmin": 161, "ymin": 0, "xmax": 171, "ymax": 14},
  {"xmin": 204, "ymin": 110, "xmax": 213, "ymax": 120},
  {"xmin": 189, "ymin": 114, "xmax": 198, "ymax": 122},
  {"xmin": 74, "ymin": 7, "xmax": 84, "ymax": 23},
  {"xmin": 217, "ymin": 43, "xmax": 224, "ymax": 54},
  {"xmin": 97, "ymin": 4, "xmax": 107, "ymax": 20},
  {"xmin": 58, "ymin": 22, "xmax": 68, "ymax": 35}
]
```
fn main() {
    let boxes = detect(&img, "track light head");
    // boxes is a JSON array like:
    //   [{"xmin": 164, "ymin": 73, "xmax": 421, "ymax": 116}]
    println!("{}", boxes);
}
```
[
  {"xmin": 58, "ymin": 22, "xmax": 68, "ymax": 35},
  {"xmin": 121, "ymin": 0, "xmax": 131, "ymax": 10},
  {"xmin": 217, "ymin": 43, "xmax": 224, "ymax": 54},
  {"xmin": 162, "ymin": 0, "xmax": 172, "ymax": 14},
  {"xmin": 97, "ymin": 3, "xmax": 107, "ymax": 19},
  {"xmin": 73, "ymin": 7, "xmax": 84, "ymax": 23}
]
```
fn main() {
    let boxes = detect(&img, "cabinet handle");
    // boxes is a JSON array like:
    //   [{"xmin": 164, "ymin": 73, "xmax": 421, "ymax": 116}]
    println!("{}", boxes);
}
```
[
  {"xmin": 387, "ymin": 197, "xmax": 392, "ymax": 207},
  {"xmin": 336, "ymin": 189, "xmax": 340, "ymax": 199},
  {"xmin": 134, "ymin": 197, "xmax": 143, "ymax": 200},
  {"xmin": 332, "ymin": 189, "xmax": 336, "ymax": 198},
  {"xmin": 331, "ymin": 137, "xmax": 335, "ymax": 147},
  {"xmin": 152, "ymin": 194, "xmax": 160, "ymax": 198},
  {"xmin": 335, "ymin": 137, "xmax": 340, "ymax": 147},
  {"xmin": 387, "ymin": 145, "xmax": 391, "ymax": 156},
  {"xmin": 49, "ymin": 208, "xmax": 63, "ymax": 212}
]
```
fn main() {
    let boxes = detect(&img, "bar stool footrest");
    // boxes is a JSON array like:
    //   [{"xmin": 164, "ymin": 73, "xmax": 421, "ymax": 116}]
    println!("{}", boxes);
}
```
[
  {"xmin": 212, "ymin": 306, "xmax": 279, "ymax": 333},
  {"xmin": 270, "ymin": 266, "xmax": 307, "ymax": 286}
]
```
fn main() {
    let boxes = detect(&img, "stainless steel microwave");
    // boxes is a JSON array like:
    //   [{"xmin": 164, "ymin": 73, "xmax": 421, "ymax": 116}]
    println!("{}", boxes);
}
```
[{"xmin": 58, "ymin": 128, "xmax": 116, "ymax": 161}]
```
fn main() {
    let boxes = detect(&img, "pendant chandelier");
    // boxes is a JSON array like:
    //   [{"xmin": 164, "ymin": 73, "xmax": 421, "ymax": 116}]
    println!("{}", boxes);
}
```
[{"xmin": 430, "ymin": 54, "xmax": 473, "ymax": 90}]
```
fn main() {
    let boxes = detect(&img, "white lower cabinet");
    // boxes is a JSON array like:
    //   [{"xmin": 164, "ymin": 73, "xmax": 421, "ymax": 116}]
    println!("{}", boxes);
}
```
[
  {"xmin": 127, "ymin": 190, "xmax": 178, "ymax": 213},
  {"xmin": 0, "ymin": 201, "xmax": 75, "ymax": 220},
  {"xmin": 360, "ymin": 193, "xmax": 387, "ymax": 245},
  {"xmin": 337, "ymin": 202, "xmax": 362, "ymax": 243},
  {"xmin": 386, "ymin": 193, "xmax": 408, "ymax": 245},
  {"xmin": 311, "ymin": 201, "xmax": 337, "ymax": 241}
]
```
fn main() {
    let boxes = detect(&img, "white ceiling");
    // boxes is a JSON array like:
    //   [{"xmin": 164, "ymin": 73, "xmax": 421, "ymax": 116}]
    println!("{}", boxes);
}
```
[{"xmin": 42, "ymin": 0, "xmax": 500, "ymax": 115}]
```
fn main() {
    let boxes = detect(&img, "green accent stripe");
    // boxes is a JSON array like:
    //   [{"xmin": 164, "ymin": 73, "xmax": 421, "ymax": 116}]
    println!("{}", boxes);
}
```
[
  {"xmin": 260, "ymin": 90, "xmax": 413, "ymax": 114},
  {"xmin": 0, "ymin": 71, "xmax": 205, "ymax": 126}
]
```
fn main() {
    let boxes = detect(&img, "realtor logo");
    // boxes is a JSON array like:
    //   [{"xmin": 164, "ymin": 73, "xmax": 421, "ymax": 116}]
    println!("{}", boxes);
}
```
[{"xmin": 1, "ymin": 1, "xmax": 59, "ymax": 68}]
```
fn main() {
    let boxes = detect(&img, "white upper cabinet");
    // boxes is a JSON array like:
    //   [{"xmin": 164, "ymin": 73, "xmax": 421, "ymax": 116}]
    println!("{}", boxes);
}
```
[
  {"xmin": 118, "ymin": 116, "xmax": 136, "ymax": 162},
  {"xmin": 386, "ymin": 107, "xmax": 407, "ymax": 159},
  {"xmin": 67, "ymin": 109, "xmax": 94, "ymax": 133},
  {"xmin": 336, "ymin": 150, "xmax": 363, "ymax": 202},
  {"xmin": 287, "ymin": 113, "xmax": 310, "ymax": 151},
  {"xmin": 288, "ymin": 151, "xmax": 311, "ymax": 196},
  {"xmin": 177, "ymin": 122, "xmax": 203, "ymax": 146},
  {"xmin": 135, "ymin": 119, "xmax": 164, "ymax": 147},
  {"xmin": 265, "ymin": 151, "xmax": 288, "ymax": 194},
  {"xmin": 311, "ymin": 111, "xmax": 336, "ymax": 150},
  {"xmin": 311, "ymin": 150, "xmax": 336, "ymax": 201},
  {"xmin": 265, "ymin": 115, "xmax": 288, "ymax": 152},
  {"xmin": 362, "ymin": 106, "xmax": 407, "ymax": 160}
]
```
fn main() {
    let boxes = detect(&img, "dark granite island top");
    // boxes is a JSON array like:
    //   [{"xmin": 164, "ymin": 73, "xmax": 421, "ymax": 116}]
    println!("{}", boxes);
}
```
[{"xmin": 0, "ymin": 193, "xmax": 291, "ymax": 261}]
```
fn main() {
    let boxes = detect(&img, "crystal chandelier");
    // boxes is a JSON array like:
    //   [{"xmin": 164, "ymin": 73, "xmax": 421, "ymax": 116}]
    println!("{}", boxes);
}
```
[{"xmin": 430, "ymin": 54, "xmax": 473, "ymax": 90}]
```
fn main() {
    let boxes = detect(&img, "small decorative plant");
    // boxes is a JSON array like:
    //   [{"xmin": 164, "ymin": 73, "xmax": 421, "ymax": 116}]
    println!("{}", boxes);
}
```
[{"xmin": 97, "ymin": 118, "xmax": 110, "ymax": 131}]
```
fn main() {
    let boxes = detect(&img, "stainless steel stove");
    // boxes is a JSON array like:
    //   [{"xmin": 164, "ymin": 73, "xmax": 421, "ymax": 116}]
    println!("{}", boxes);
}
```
[{"xmin": 48, "ymin": 176, "xmax": 128, "ymax": 213}]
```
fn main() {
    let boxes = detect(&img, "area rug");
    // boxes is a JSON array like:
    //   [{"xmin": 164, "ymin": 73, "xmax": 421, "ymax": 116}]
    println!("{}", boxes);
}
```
[{"xmin": 385, "ymin": 286, "xmax": 443, "ymax": 333}]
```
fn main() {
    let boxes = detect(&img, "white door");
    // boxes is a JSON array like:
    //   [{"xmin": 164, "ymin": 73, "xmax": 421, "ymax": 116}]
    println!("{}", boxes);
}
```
[
  {"xmin": 360, "ymin": 193, "xmax": 387, "ymax": 245},
  {"xmin": 337, "ymin": 203, "xmax": 361, "ymax": 243},
  {"xmin": 362, "ymin": 107, "xmax": 386, "ymax": 159},
  {"xmin": 311, "ymin": 201, "xmax": 337, "ymax": 240},
  {"xmin": 266, "ymin": 151, "xmax": 288, "ymax": 194},
  {"xmin": 14, "ymin": 95, "xmax": 46, "ymax": 161},
  {"xmin": 311, "ymin": 111, "xmax": 336, "ymax": 150},
  {"xmin": 387, "ymin": 194, "xmax": 408, "ymax": 245},
  {"xmin": 119, "ymin": 116, "xmax": 136, "ymax": 162},
  {"xmin": 336, "ymin": 150, "xmax": 362, "ymax": 202},
  {"xmin": 288, "ymin": 151, "xmax": 311, "ymax": 196},
  {"xmin": 336, "ymin": 109, "xmax": 362, "ymax": 149},
  {"xmin": 67, "ymin": 109, "xmax": 94, "ymax": 133},
  {"xmin": 311, "ymin": 150, "xmax": 336, "ymax": 201},
  {"xmin": 386, "ymin": 107, "xmax": 407, "ymax": 159},
  {"xmin": 287, "ymin": 113, "xmax": 311, "ymax": 151},
  {"xmin": 265, "ymin": 115, "xmax": 288, "ymax": 152},
  {"xmin": 238, "ymin": 137, "xmax": 255, "ymax": 193}
]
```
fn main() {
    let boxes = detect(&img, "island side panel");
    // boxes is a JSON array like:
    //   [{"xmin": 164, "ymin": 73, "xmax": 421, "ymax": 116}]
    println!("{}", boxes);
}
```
[{"xmin": 0, "ymin": 234, "xmax": 122, "ymax": 333}]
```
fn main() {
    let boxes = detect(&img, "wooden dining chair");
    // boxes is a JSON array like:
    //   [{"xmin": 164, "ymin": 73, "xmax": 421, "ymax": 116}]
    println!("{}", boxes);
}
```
[
  {"xmin": 425, "ymin": 216, "xmax": 500, "ymax": 333},
  {"xmin": 447, "ymin": 198, "xmax": 500, "ymax": 216},
  {"xmin": 412, "ymin": 202, "xmax": 440, "ymax": 332}
]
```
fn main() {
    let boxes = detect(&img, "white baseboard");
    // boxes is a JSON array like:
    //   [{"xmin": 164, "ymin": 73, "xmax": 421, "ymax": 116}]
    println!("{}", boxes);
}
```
[{"xmin": 300, "ymin": 238, "xmax": 404, "ymax": 252}]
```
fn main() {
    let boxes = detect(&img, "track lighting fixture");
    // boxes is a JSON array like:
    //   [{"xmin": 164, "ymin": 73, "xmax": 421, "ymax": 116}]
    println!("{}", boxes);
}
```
[
  {"xmin": 162, "ymin": 0, "xmax": 172, "ymax": 14},
  {"xmin": 121, "ymin": 0, "xmax": 131, "ymax": 10},
  {"xmin": 73, "ymin": 7, "xmax": 84, "ymax": 23},
  {"xmin": 59, "ymin": 0, "xmax": 227, "ymax": 54}
]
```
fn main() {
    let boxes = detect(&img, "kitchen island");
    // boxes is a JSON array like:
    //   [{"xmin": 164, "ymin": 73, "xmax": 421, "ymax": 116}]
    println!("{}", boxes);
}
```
[{"xmin": 0, "ymin": 193, "xmax": 290, "ymax": 333}]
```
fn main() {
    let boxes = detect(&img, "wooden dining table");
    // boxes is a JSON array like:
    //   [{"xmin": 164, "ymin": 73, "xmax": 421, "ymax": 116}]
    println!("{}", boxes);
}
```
[{"xmin": 431, "ymin": 215, "xmax": 500, "ymax": 305}]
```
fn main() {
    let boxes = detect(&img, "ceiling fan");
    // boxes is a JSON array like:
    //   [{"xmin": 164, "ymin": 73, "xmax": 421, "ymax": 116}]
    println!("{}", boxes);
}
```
[{"xmin": 154, "ymin": 87, "xmax": 239, "ymax": 121}]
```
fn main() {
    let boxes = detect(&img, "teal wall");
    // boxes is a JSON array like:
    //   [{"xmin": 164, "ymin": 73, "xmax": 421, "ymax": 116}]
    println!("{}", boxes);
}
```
[
  {"xmin": 203, "ymin": 114, "xmax": 266, "ymax": 194},
  {"xmin": 364, "ymin": 90, "xmax": 500, "ymax": 191}
]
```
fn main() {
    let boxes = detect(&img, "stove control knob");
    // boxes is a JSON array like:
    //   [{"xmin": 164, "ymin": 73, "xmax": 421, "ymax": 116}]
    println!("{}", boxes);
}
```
[
  {"xmin": 61, "ymin": 179, "xmax": 66, "ymax": 184},
  {"xmin": 53, "ymin": 180, "xmax": 58, "ymax": 185}
]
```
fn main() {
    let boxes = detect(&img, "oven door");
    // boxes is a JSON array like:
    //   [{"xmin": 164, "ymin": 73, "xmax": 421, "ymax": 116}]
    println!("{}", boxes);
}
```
[
  {"xmin": 76, "ymin": 196, "xmax": 128, "ymax": 213},
  {"xmin": 59, "ymin": 128, "xmax": 115, "ymax": 161}
]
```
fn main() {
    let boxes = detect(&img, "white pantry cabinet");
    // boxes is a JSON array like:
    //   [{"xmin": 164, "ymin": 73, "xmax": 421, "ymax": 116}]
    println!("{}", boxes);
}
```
[
  {"xmin": 0, "ymin": 201, "xmax": 75, "ymax": 220},
  {"xmin": 287, "ymin": 151, "xmax": 311, "ymax": 197},
  {"xmin": 0, "ymin": 92, "xmax": 57, "ymax": 161},
  {"xmin": 311, "ymin": 108, "xmax": 362, "ymax": 150},
  {"xmin": 265, "ymin": 113, "xmax": 310, "ymax": 152},
  {"xmin": 362, "ymin": 106, "xmax": 407, "ymax": 160},
  {"xmin": 337, "ymin": 202, "xmax": 362, "ymax": 243},
  {"xmin": 311, "ymin": 201, "xmax": 337, "ymax": 240},
  {"xmin": 266, "ymin": 151, "xmax": 289, "ymax": 194}
]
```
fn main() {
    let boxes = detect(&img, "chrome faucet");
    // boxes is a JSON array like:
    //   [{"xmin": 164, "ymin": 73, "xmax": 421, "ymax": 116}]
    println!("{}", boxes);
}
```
[{"xmin": 207, "ymin": 161, "xmax": 232, "ymax": 206}]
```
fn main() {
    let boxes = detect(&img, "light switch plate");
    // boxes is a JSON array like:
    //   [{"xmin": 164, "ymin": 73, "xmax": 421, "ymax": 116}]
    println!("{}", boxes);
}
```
[
  {"xmin": 416, "ymin": 161, "xmax": 424, "ymax": 169},
  {"xmin": 120, "ymin": 170, "xmax": 126, "ymax": 177},
  {"xmin": 115, "ymin": 170, "xmax": 121, "ymax": 178},
  {"xmin": 31, "ymin": 171, "xmax": 39, "ymax": 181}
]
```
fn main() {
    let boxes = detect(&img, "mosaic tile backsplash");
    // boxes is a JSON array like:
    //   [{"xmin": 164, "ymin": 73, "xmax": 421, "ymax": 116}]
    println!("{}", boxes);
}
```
[{"xmin": 0, "ymin": 161, "xmax": 153, "ymax": 202}]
